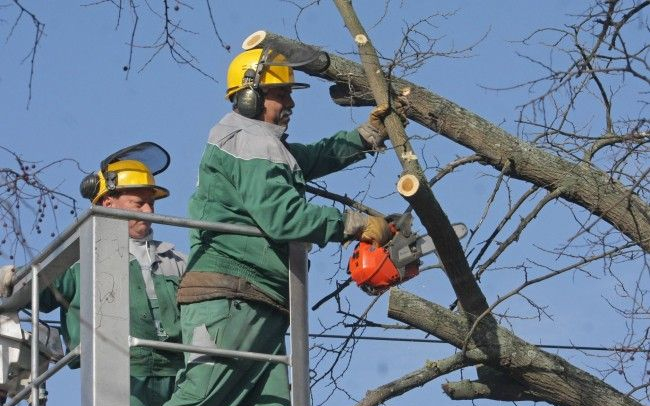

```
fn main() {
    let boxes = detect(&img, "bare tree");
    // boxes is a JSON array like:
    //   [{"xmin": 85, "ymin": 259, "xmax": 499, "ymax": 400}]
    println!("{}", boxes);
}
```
[
  {"xmin": 1, "ymin": 1, "xmax": 648, "ymax": 406},
  {"xmin": 0, "ymin": 147, "xmax": 82, "ymax": 264},
  {"xmin": 3, "ymin": 0, "xmax": 228, "ymax": 105}
]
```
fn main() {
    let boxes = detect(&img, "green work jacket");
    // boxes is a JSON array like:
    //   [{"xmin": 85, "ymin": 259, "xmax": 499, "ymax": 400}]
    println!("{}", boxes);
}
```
[
  {"xmin": 186, "ymin": 112, "xmax": 368, "ymax": 306},
  {"xmin": 40, "ymin": 240, "xmax": 186, "ymax": 377}
]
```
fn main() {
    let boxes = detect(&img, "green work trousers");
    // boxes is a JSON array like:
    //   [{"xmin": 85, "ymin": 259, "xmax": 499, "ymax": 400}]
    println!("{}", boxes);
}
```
[
  {"xmin": 163, "ymin": 298, "xmax": 290, "ymax": 406},
  {"xmin": 130, "ymin": 375, "xmax": 176, "ymax": 406}
]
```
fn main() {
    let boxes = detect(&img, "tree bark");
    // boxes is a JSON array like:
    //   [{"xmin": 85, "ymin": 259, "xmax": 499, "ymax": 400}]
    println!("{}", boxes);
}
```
[
  {"xmin": 442, "ymin": 365, "xmax": 545, "ymax": 402},
  {"xmin": 388, "ymin": 289, "xmax": 642, "ymax": 406}
]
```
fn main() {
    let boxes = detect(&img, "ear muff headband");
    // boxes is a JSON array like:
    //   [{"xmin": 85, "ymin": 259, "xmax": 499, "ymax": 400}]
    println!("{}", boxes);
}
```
[{"xmin": 105, "ymin": 170, "xmax": 118, "ymax": 191}]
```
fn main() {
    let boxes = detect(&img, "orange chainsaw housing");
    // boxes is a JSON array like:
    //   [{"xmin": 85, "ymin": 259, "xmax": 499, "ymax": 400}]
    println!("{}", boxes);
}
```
[{"xmin": 348, "ymin": 241, "xmax": 419, "ymax": 295}]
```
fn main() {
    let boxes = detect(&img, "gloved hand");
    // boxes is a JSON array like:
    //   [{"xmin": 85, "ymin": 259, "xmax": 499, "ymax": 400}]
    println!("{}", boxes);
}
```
[
  {"xmin": 358, "ymin": 97, "xmax": 409, "ymax": 150},
  {"xmin": 0, "ymin": 265, "xmax": 16, "ymax": 298},
  {"xmin": 343, "ymin": 211, "xmax": 392, "ymax": 246}
]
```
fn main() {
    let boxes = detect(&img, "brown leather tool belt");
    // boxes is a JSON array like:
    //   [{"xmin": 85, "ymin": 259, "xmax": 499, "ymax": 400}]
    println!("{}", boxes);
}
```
[{"xmin": 177, "ymin": 271, "xmax": 288, "ymax": 315}]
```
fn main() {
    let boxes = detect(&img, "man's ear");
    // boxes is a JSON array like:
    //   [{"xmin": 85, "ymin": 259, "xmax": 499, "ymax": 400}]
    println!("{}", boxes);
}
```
[{"xmin": 101, "ymin": 196, "xmax": 113, "ymax": 208}]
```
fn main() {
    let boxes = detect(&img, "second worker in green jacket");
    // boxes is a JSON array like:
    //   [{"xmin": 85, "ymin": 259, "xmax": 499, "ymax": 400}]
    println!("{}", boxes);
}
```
[{"xmin": 40, "ymin": 143, "xmax": 187, "ymax": 406}]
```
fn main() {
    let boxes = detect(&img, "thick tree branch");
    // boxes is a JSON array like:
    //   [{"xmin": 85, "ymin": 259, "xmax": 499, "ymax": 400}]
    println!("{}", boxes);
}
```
[
  {"xmin": 388, "ymin": 289, "xmax": 643, "ymax": 406},
  {"xmin": 332, "ymin": 85, "xmax": 650, "ymax": 253},
  {"xmin": 330, "ymin": 0, "xmax": 489, "ymax": 317}
]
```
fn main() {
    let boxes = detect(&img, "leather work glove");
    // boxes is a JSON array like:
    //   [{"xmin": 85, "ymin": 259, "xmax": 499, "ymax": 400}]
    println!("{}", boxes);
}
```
[
  {"xmin": 343, "ymin": 211, "xmax": 392, "ymax": 246},
  {"xmin": 357, "ymin": 97, "xmax": 409, "ymax": 151},
  {"xmin": 0, "ymin": 264, "xmax": 16, "ymax": 298}
]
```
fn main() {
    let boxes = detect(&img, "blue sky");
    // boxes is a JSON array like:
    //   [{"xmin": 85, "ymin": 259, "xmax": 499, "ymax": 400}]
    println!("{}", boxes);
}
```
[{"xmin": 1, "ymin": 1, "xmax": 644, "ymax": 405}]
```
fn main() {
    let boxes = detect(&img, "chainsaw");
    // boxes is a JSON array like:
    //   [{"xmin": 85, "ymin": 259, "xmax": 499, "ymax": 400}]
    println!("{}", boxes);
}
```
[{"xmin": 347, "ymin": 213, "xmax": 468, "ymax": 295}]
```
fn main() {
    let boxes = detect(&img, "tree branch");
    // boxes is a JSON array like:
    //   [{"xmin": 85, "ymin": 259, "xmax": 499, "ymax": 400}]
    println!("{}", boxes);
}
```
[
  {"xmin": 356, "ymin": 352, "xmax": 476, "ymax": 406},
  {"xmin": 388, "ymin": 288, "xmax": 643, "ymax": 406}
]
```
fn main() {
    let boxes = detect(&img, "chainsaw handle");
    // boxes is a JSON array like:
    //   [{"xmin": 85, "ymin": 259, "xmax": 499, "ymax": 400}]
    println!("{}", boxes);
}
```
[{"xmin": 386, "ymin": 212, "xmax": 412, "ymax": 238}]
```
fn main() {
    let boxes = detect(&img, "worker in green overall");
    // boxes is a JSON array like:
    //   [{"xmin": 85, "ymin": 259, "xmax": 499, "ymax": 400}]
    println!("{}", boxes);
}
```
[
  {"xmin": 40, "ymin": 143, "xmax": 187, "ymax": 406},
  {"xmin": 164, "ymin": 47, "xmax": 404, "ymax": 406}
]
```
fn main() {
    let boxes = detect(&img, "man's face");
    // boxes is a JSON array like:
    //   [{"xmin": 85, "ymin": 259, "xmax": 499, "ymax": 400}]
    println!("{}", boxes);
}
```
[
  {"xmin": 261, "ymin": 86, "xmax": 294, "ymax": 128},
  {"xmin": 101, "ymin": 188, "xmax": 156, "ymax": 239}
]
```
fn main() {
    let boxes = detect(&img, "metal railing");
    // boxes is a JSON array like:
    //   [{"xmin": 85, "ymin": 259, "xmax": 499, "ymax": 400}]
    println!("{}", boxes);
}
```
[{"xmin": 0, "ymin": 206, "xmax": 310, "ymax": 406}]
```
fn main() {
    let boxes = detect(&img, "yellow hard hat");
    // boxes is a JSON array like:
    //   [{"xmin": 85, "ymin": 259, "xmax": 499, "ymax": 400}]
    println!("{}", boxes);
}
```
[
  {"xmin": 81, "ymin": 160, "xmax": 169, "ymax": 204},
  {"xmin": 225, "ymin": 48, "xmax": 309, "ymax": 100}
]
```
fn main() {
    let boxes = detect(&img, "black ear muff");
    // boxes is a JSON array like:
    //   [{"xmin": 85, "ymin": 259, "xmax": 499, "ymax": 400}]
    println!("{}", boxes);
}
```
[
  {"xmin": 234, "ymin": 88, "xmax": 263, "ymax": 119},
  {"xmin": 234, "ymin": 67, "xmax": 264, "ymax": 119},
  {"xmin": 79, "ymin": 173, "xmax": 100, "ymax": 200}
]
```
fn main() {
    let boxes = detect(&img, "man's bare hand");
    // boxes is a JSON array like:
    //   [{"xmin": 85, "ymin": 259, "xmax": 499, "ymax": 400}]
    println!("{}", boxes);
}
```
[{"xmin": 0, "ymin": 265, "xmax": 16, "ymax": 298}]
